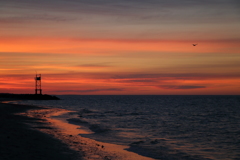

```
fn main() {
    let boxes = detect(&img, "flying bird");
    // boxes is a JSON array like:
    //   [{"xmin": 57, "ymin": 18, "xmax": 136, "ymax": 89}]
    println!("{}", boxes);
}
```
[{"xmin": 192, "ymin": 44, "xmax": 198, "ymax": 46}]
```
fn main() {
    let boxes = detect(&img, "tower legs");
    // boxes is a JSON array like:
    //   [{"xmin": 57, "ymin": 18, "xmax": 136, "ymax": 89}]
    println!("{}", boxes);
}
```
[{"xmin": 35, "ymin": 74, "xmax": 42, "ymax": 95}]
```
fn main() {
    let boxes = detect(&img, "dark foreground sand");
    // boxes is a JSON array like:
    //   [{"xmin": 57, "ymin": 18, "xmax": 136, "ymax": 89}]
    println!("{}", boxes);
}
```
[
  {"xmin": 0, "ymin": 102, "xmax": 82, "ymax": 160},
  {"xmin": 0, "ymin": 101, "xmax": 154, "ymax": 160}
]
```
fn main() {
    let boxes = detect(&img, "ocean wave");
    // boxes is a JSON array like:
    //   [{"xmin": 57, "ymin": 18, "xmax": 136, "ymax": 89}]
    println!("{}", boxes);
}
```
[
  {"xmin": 77, "ymin": 108, "xmax": 95, "ymax": 117},
  {"xmin": 67, "ymin": 118, "xmax": 88, "ymax": 125},
  {"xmin": 89, "ymin": 124, "xmax": 111, "ymax": 133}
]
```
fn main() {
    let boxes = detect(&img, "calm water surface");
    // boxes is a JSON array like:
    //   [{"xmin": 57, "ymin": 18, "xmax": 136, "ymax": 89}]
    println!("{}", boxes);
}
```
[{"xmin": 16, "ymin": 95, "xmax": 240, "ymax": 160}]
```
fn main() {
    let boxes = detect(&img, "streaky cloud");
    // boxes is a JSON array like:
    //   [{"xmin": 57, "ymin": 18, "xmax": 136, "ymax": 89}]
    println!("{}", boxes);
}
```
[
  {"xmin": 55, "ymin": 88, "xmax": 124, "ymax": 93},
  {"xmin": 1, "ymin": 0, "xmax": 239, "ymax": 25},
  {"xmin": 117, "ymin": 79, "xmax": 157, "ymax": 83},
  {"xmin": 76, "ymin": 63, "xmax": 112, "ymax": 68},
  {"xmin": 159, "ymin": 85, "xmax": 206, "ymax": 90},
  {"xmin": 111, "ymin": 73, "xmax": 240, "ymax": 80},
  {"xmin": 0, "ymin": 14, "xmax": 69, "ymax": 25}
]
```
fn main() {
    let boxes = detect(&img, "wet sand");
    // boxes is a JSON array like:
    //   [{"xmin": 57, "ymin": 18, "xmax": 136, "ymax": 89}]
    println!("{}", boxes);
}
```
[
  {"xmin": 0, "ymin": 102, "xmax": 81, "ymax": 160},
  {"xmin": 0, "ymin": 101, "xmax": 155, "ymax": 160}
]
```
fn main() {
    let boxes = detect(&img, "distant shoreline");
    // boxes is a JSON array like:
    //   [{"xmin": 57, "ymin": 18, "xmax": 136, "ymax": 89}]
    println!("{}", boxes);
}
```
[{"xmin": 0, "ymin": 93, "xmax": 60, "ymax": 100}]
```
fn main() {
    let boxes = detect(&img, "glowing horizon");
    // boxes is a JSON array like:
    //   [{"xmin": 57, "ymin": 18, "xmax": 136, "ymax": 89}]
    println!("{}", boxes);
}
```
[{"xmin": 1, "ymin": 0, "xmax": 240, "ymax": 95}]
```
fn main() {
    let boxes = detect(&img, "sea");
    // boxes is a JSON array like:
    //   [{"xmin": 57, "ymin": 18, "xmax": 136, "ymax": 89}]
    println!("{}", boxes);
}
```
[{"xmin": 13, "ymin": 95, "xmax": 240, "ymax": 160}]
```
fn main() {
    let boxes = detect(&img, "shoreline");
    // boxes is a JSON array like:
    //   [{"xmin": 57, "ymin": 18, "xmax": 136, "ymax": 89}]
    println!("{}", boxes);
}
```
[
  {"xmin": 0, "ymin": 101, "xmax": 155, "ymax": 160},
  {"xmin": 20, "ymin": 105, "xmax": 155, "ymax": 160},
  {"xmin": 0, "ymin": 101, "xmax": 81, "ymax": 160}
]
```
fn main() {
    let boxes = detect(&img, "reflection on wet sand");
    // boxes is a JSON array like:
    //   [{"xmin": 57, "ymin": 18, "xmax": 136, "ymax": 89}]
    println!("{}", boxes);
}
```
[{"xmin": 21, "ymin": 107, "xmax": 155, "ymax": 160}]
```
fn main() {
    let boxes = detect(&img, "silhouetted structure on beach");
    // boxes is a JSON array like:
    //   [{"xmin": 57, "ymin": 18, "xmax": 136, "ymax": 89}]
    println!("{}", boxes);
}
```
[
  {"xmin": 0, "ymin": 93, "xmax": 59, "ymax": 100},
  {"xmin": 35, "ymin": 74, "xmax": 42, "ymax": 95},
  {"xmin": 0, "ymin": 74, "xmax": 59, "ymax": 100}
]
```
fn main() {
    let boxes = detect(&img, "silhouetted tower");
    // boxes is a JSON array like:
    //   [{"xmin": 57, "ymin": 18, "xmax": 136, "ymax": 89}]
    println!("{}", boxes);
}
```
[{"xmin": 35, "ymin": 74, "xmax": 42, "ymax": 95}]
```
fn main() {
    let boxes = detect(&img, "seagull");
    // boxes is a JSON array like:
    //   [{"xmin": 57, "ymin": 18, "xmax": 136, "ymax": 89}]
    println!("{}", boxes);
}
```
[{"xmin": 192, "ymin": 44, "xmax": 198, "ymax": 46}]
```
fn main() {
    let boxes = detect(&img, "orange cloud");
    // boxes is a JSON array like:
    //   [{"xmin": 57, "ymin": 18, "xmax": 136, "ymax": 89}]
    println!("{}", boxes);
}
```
[
  {"xmin": 1, "ymin": 36, "xmax": 240, "ymax": 95},
  {"xmin": 1, "ymin": 73, "xmax": 239, "ymax": 95},
  {"xmin": 1, "ymin": 37, "xmax": 239, "ymax": 55}
]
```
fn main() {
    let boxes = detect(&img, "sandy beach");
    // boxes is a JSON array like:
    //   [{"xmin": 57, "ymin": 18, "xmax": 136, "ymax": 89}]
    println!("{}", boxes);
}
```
[
  {"xmin": 0, "ymin": 100, "xmax": 154, "ymax": 160},
  {"xmin": 0, "ymin": 101, "xmax": 82, "ymax": 160}
]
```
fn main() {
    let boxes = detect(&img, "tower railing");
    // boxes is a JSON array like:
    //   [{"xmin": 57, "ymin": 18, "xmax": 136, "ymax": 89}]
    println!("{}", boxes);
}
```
[{"xmin": 35, "ymin": 74, "xmax": 42, "ymax": 95}]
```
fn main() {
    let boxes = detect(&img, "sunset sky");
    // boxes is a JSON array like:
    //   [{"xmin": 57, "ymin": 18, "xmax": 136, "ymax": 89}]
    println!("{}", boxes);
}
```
[{"xmin": 1, "ymin": 0, "xmax": 240, "ymax": 95}]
